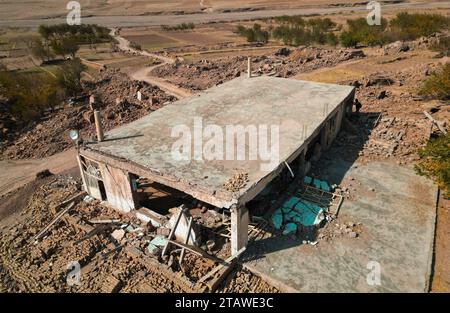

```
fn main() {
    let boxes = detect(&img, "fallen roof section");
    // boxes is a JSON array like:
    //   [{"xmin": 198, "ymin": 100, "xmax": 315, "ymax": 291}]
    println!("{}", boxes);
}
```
[{"xmin": 82, "ymin": 76, "xmax": 354, "ymax": 208}]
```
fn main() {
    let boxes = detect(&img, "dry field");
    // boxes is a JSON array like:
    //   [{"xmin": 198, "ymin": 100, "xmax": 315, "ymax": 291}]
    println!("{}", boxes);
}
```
[{"xmin": 1, "ymin": 0, "xmax": 425, "ymax": 20}]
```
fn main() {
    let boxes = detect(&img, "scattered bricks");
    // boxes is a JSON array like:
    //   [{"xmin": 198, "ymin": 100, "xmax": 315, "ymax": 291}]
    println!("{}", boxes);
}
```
[
  {"xmin": 111, "ymin": 229, "xmax": 125, "ymax": 242},
  {"xmin": 223, "ymin": 172, "xmax": 249, "ymax": 192},
  {"xmin": 156, "ymin": 227, "xmax": 171, "ymax": 236},
  {"xmin": 101, "ymin": 275, "xmax": 122, "ymax": 293}
]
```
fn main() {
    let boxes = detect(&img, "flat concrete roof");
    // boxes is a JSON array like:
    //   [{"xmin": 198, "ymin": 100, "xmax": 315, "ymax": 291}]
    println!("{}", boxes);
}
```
[{"xmin": 83, "ymin": 76, "xmax": 354, "ymax": 208}]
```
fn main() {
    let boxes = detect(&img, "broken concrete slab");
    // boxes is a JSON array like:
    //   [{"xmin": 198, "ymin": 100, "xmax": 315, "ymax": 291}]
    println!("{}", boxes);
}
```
[
  {"xmin": 111, "ymin": 229, "xmax": 125, "ymax": 241},
  {"xmin": 243, "ymin": 161, "xmax": 437, "ymax": 292}
]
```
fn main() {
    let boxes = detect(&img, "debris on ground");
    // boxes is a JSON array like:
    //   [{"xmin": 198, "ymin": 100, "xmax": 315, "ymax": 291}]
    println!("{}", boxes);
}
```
[
  {"xmin": 151, "ymin": 47, "xmax": 365, "ymax": 91},
  {"xmin": 223, "ymin": 172, "xmax": 249, "ymax": 192},
  {"xmin": 0, "ymin": 175, "xmax": 278, "ymax": 293},
  {"xmin": 1, "ymin": 70, "xmax": 175, "ymax": 160}
]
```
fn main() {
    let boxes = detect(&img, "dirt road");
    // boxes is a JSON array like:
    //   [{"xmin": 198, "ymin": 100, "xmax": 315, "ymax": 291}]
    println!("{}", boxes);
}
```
[
  {"xmin": 0, "ymin": 149, "xmax": 77, "ymax": 197},
  {"xmin": 1, "ymin": 1, "xmax": 448, "ymax": 28},
  {"xmin": 111, "ymin": 28, "xmax": 193, "ymax": 99}
]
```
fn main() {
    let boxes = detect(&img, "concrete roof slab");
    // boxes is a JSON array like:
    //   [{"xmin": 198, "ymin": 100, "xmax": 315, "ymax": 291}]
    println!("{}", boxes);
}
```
[{"xmin": 84, "ymin": 76, "xmax": 354, "ymax": 207}]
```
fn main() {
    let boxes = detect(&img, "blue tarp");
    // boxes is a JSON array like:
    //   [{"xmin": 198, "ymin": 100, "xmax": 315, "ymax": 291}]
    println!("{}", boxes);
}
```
[
  {"xmin": 271, "ymin": 196, "xmax": 324, "ymax": 234},
  {"xmin": 304, "ymin": 176, "xmax": 331, "ymax": 192}
]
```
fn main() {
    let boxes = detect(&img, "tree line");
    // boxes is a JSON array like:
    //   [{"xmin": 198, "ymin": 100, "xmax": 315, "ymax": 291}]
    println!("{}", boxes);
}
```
[
  {"xmin": 235, "ymin": 13, "xmax": 450, "ymax": 48},
  {"xmin": 32, "ymin": 24, "xmax": 112, "ymax": 62}
]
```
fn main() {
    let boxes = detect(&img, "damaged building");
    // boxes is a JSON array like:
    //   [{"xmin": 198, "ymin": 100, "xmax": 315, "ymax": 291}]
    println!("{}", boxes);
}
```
[{"xmin": 76, "ymin": 75, "xmax": 355, "ymax": 257}]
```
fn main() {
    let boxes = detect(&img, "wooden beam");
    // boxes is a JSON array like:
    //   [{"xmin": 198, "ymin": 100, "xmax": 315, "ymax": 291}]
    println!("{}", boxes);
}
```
[
  {"xmin": 199, "ymin": 247, "xmax": 246, "ymax": 292},
  {"xmin": 179, "ymin": 216, "xmax": 193, "ymax": 264},
  {"xmin": 424, "ymin": 111, "xmax": 447, "ymax": 134},
  {"xmin": 168, "ymin": 239, "xmax": 223, "ymax": 264},
  {"xmin": 161, "ymin": 208, "xmax": 184, "ymax": 257},
  {"xmin": 32, "ymin": 202, "xmax": 75, "ymax": 242}
]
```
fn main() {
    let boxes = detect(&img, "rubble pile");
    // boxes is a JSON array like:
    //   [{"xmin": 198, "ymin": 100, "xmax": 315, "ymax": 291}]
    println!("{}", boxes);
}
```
[
  {"xmin": 218, "ymin": 269, "xmax": 279, "ymax": 293},
  {"xmin": 317, "ymin": 219, "xmax": 363, "ymax": 242},
  {"xmin": 0, "ymin": 176, "xmax": 278, "ymax": 293},
  {"xmin": 152, "ymin": 47, "xmax": 365, "ymax": 91},
  {"xmin": 1, "ymin": 70, "xmax": 175, "ymax": 160},
  {"xmin": 223, "ymin": 172, "xmax": 249, "ymax": 192}
]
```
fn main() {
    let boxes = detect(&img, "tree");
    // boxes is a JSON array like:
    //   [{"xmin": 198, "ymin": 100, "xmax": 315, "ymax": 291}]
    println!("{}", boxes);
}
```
[
  {"xmin": 325, "ymin": 33, "xmax": 339, "ymax": 47},
  {"xmin": 415, "ymin": 133, "xmax": 450, "ymax": 195},
  {"xmin": 419, "ymin": 63, "xmax": 450, "ymax": 101},
  {"xmin": 55, "ymin": 58, "xmax": 84, "ymax": 96},
  {"xmin": 51, "ymin": 36, "xmax": 79, "ymax": 58},
  {"xmin": 31, "ymin": 39, "xmax": 52, "ymax": 63},
  {"xmin": 38, "ymin": 25, "xmax": 52, "ymax": 41},
  {"xmin": 340, "ymin": 31, "xmax": 359, "ymax": 48}
]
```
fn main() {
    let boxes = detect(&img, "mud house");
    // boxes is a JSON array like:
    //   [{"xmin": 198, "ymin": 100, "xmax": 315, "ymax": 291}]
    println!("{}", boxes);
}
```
[{"xmin": 76, "ymin": 76, "xmax": 355, "ymax": 255}]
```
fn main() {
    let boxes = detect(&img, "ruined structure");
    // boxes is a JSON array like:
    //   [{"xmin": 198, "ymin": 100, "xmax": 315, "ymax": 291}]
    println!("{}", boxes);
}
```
[{"xmin": 76, "ymin": 76, "xmax": 355, "ymax": 255}]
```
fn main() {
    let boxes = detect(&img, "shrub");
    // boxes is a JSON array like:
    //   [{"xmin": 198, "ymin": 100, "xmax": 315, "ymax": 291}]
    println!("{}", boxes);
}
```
[
  {"xmin": 0, "ymin": 70, "xmax": 61, "ymax": 122},
  {"xmin": 419, "ymin": 63, "xmax": 450, "ymax": 101},
  {"xmin": 236, "ymin": 24, "xmax": 269, "ymax": 44},
  {"xmin": 161, "ymin": 23, "xmax": 195, "ymax": 31},
  {"xmin": 390, "ymin": 12, "xmax": 450, "ymax": 40},
  {"xmin": 340, "ymin": 17, "xmax": 388, "ymax": 47},
  {"xmin": 340, "ymin": 31, "xmax": 359, "ymax": 48},
  {"xmin": 415, "ymin": 133, "xmax": 450, "ymax": 195},
  {"xmin": 431, "ymin": 36, "xmax": 450, "ymax": 57},
  {"xmin": 130, "ymin": 41, "xmax": 142, "ymax": 51}
]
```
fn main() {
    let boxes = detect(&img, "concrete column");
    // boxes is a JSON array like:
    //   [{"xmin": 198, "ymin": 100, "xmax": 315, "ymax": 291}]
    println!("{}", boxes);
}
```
[{"xmin": 231, "ymin": 204, "xmax": 249, "ymax": 255}]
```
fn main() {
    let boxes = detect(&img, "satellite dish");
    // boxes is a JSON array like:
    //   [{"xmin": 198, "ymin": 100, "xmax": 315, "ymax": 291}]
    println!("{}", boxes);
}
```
[{"xmin": 69, "ymin": 130, "xmax": 79, "ymax": 141}]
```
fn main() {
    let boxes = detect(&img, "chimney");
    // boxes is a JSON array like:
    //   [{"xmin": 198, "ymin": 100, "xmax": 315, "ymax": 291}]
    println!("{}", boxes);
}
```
[
  {"xmin": 247, "ymin": 57, "xmax": 251, "ymax": 78},
  {"xmin": 94, "ymin": 110, "xmax": 104, "ymax": 142}
]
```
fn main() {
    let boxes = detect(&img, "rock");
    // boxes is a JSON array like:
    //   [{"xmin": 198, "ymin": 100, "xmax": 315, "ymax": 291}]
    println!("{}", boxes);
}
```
[
  {"xmin": 111, "ymin": 229, "xmax": 125, "ymax": 241},
  {"xmin": 275, "ymin": 47, "xmax": 291, "ymax": 56},
  {"xmin": 348, "ymin": 231, "xmax": 358, "ymax": 238},
  {"xmin": 347, "ymin": 49, "xmax": 365, "ymax": 58},
  {"xmin": 365, "ymin": 75, "xmax": 395, "ymax": 87},
  {"xmin": 377, "ymin": 90, "xmax": 388, "ymax": 99},
  {"xmin": 36, "ymin": 169, "xmax": 53, "ymax": 179},
  {"xmin": 156, "ymin": 227, "xmax": 171, "ymax": 236}
]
